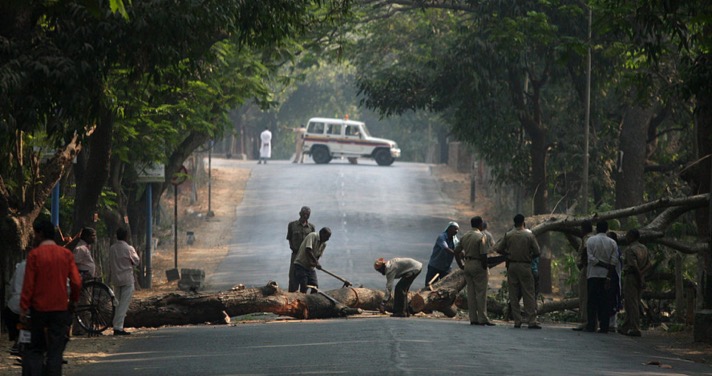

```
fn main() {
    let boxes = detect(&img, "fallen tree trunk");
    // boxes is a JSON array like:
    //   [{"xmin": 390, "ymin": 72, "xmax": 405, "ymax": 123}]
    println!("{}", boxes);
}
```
[
  {"xmin": 124, "ymin": 271, "xmax": 683, "ymax": 328},
  {"xmin": 410, "ymin": 269, "xmax": 466, "ymax": 317},
  {"xmin": 468, "ymin": 291, "xmax": 678, "ymax": 317},
  {"xmin": 125, "ymin": 282, "xmax": 370, "ymax": 328},
  {"xmin": 125, "ymin": 271, "xmax": 468, "ymax": 328}
]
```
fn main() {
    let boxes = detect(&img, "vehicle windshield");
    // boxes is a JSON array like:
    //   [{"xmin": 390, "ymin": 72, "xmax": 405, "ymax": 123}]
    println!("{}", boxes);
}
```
[{"xmin": 360, "ymin": 123, "xmax": 372, "ymax": 137}]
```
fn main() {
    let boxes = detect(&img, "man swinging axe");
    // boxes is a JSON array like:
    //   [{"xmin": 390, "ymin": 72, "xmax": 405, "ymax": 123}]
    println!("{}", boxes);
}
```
[
  {"xmin": 374, "ymin": 257, "xmax": 422, "ymax": 317},
  {"xmin": 293, "ymin": 227, "xmax": 332, "ymax": 294}
]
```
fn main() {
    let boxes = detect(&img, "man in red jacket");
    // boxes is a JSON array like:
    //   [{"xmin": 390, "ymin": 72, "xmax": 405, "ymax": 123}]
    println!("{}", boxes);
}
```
[{"xmin": 20, "ymin": 220, "xmax": 82, "ymax": 376}]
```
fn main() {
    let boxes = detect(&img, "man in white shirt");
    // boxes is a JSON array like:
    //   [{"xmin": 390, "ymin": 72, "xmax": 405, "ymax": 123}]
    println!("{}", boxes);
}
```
[
  {"xmin": 585, "ymin": 221, "xmax": 619, "ymax": 333},
  {"xmin": 3, "ymin": 257, "xmax": 26, "ymax": 354},
  {"xmin": 258, "ymin": 127, "xmax": 272, "ymax": 164},
  {"xmin": 109, "ymin": 227, "xmax": 140, "ymax": 335},
  {"xmin": 74, "ymin": 227, "xmax": 97, "ymax": 279},
  {"xmin": 374, "ymin": 257, "xmax": 423, "ymax": 317}
]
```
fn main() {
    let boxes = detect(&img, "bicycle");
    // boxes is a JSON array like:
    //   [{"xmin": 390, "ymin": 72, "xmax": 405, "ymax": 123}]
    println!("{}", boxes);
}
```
[{"xmin": 74, "ymin": 278, "xmax": 116, "ymax": 335}]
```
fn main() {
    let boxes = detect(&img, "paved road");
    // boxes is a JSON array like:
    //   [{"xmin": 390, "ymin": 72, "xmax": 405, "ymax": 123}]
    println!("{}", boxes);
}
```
[
  {"xmin": 206, "ymin": 159, "xmax": 457, "ymax": 292},
  {"xmin": 69, "ymin": 158, "xmax": 712, "ymax": 375},
  {"xmin": 72, "ymin": 318, "xmax": 711, "ymax": 375}
]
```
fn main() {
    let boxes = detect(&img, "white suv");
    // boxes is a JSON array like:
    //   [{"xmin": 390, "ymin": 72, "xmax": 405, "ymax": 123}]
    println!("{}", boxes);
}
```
[{"xmin": 303, "ymin": 117, "xmax": 401, "ymax": 166}]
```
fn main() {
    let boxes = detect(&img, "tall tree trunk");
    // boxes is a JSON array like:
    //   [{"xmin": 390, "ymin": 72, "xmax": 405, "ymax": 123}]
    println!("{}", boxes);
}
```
[
  {"xmin": 72, "ymin": 105, "xmax": 115, "ymax": 234},
  {"xmin": 614, "ymin": 105, "xmax": 653, "ymax": 219},
  {"xmin": 694, "ymin": 80, "xmax": 712, "ymax": 309}
]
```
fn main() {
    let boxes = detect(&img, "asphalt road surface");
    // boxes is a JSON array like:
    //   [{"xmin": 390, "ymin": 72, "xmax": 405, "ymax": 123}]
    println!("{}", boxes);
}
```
[
  {"xmin": 206, "ymin": 158, "xmax": 457, "ymax": 292},
  {"xmin": 72, "ymin": 319, "xmax": 711, "ymax": 375},
  {"xmin": 70, "ymin": 159, "xmax": 712, "ymax": 376}
]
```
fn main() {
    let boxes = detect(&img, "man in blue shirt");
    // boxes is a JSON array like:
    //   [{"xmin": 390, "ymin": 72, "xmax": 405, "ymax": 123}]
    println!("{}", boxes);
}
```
[{"xmin": 425, "ymin": 222, "xmax": 460, "ymax": 286}]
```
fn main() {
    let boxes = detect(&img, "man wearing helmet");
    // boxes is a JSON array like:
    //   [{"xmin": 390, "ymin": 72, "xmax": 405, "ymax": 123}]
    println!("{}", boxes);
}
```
[{"xmin": 374, "ymin": 257, "xmax": 423, "ymax": 317}]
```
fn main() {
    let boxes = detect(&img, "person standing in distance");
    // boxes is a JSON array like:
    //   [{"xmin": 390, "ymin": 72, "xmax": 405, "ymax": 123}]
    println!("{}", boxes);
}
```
[
  {"xmin": 425, "ymin": 222, "xmax": 460, "ymax": 286},
  {"xmin": 619, "ymin": 229, "xmax": 652, "ymax": 337},
  {"xmin": 74, "ymin": 227, "xmax": 97, "ymax": 280},
  {"xmin": 374, "ymin": 257, "xmax": 422, "ymax": 317},
  {"xmin": 494, "ymin": 214, "xmax": 542, "ymax": 329},
  {"xmin": 584, "ymin": 220, "xmax": 619, "ymax": 333},
  {"xmin": 20, "ymin": 220, "xmax": 82, "ymax": 376},
  {"xmin": 258, "ymin": 126, "xmax": 272, "ymax": 164},
  {"xmin": 573, "ymin": 220, "xmax": 594, "ymax": 331},
  {"xmin": 292, "ymin": 125, "xmax": 307, "ymax": 163},
  {"xmin": 109, "ymin": 227, "xmax": 140, "ymax": 335},
  {"xmin": 293, "ymin": 227, "xmax": 332, "ymax": 293},
  {"xmin": 456, "ymin": 216, "xmax": 495, "ymax": 326},
  {"xmin": 3, "ymin": 250, "xmax": 26, "ymax": 355},
  {"xmin": 286, "ymin": 206, "xmax": 315, "ymax": 292}
]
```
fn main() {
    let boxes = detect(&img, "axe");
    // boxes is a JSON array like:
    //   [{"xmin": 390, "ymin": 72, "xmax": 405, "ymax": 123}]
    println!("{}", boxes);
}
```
[{"xmin": 319, "ymin": 267, "xmax": 355, "ymax": 288}]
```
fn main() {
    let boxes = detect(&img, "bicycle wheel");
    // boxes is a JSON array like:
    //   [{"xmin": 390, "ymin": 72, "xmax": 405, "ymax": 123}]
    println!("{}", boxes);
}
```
[{"xmin": 75, "ymin": 281, "xmax": 115, "ymax": 334}]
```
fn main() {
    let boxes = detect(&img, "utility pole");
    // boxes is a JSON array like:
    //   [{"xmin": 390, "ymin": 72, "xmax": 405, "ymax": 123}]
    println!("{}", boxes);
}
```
[{"xmin": 207, "ymin": 140, "xmax": 214, "ymax": 217}]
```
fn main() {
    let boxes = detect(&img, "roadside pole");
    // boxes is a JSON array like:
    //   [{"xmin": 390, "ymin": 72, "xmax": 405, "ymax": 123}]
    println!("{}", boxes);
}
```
[{"xmin": 136, "ymin": 163, "xmax": 165, "ymax": 288}]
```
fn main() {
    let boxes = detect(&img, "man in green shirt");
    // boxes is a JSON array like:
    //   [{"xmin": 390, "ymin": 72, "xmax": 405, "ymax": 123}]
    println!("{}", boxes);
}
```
[{"xmin": 293, "ymin": 227, "xmax": 332, "ymax": 293}]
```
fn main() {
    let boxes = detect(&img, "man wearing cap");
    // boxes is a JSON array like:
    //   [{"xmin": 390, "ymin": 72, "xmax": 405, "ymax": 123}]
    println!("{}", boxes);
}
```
[
  {"xmin": 456, "ymin": 216, "xmax": 494, "ymax": 326},
  {"xmin": 286, "ymin": 207, "xmax": 315, "ymax": 292},
  {"xmin": 374, "ymin": 257, "xmax": 423, "ymax": 317},
  {"xmin": 494, "ymin": 214, "xmax": 541, "ymax": 329},
  {"xmin": 293, "ymin": 227, "xmax": 332, "ymax": 293},
  {"xmin": 425, "ymin": 222, "xmax": 460, "ymax": 287}
]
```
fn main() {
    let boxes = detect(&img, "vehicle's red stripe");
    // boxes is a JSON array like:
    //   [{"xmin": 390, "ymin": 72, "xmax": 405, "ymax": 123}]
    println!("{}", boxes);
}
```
[{"xmin": 304, "ymin": 136, "xmax": 390, "ymax": 147}]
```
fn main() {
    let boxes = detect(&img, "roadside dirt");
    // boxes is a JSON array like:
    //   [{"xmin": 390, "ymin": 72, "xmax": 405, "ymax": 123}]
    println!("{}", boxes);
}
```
[
  {"xmin": 2, "ymin": 162, "xmax": 710, "ymax": 373},
  {"xmin": 0, "ymin": 163, "xmax": 250, "ymax": 374}
]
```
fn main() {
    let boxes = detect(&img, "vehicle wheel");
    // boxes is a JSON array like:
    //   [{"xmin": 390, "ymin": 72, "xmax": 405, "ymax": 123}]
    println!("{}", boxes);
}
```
[
  {"xmin": 311, "ymin": 146, "xmax": 332, "ymax": 164},
  {"xmin": 75, "ymin": 281, "xmax": 115, "ymax": 334},
  {"xmin": 374, "ymin": 149, "xmax": 395, "ymax": 166}
]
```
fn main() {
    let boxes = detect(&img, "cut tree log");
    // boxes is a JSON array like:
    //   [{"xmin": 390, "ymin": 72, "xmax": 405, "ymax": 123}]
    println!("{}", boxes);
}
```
[
  {"xmin": 124, "ymin": 270, "xmax": 683, "ymax": 328},
  {"xmin": 410, "ymin": 269, "xmax": 466, "ymax": 317},
  {"xmin": 124, "ymin": 271, "xmax": 470, "ymax": 328},
  {"xmin": 125, "ymin": 281, "xmax": 381, "ymax": 328}
]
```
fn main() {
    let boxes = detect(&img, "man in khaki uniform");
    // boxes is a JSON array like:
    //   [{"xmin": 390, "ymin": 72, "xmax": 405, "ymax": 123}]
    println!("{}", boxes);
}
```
[
  {"xmin": 619, "ymin": 229, "xmax": 651, "ymax": 337},
  {"xmin": 494, "ymin": 214, "xmax": 541, "ymax": 329},
  {"xmin": 573, "ymin": 220, "xmax": 593, "ymax": 331},
  {"xmin": 292, "ymin": 125, "xmax": 307, "ymax": 163},
  {"xmin": 456, "ymin": 216, "xmax": 494, "ymax": 326}
]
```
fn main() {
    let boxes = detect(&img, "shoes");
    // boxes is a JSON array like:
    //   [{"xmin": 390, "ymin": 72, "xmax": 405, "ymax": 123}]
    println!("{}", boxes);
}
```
[
  {"xmin": 572, "ymin": 325, "xmax": 585, "ymax": 331},
  {"xmin": 391, "ymin": 313, "xmax": 407, "ymax": 318},
  {"xmin": 597, "ymin": 329, "xmax": 608, "ymax": 334},
  {"xmin": 483, "ymin": 321, "xmax": 496, "ymax": 326},
  {"xmin": 624, "ymin": 330, "xmax": 642, "ymax": 337},
  {"xmin": 9, "ymin": 344, "xmax": 20, "ymax": 356},
  {"xmin": 514, "ymin": 323, "xmax": 522, "ymax": 328},
  {"xmin": 470, "ymin": 321, "xmax": 480, "ymax": 325},
  {"xmin": 113, "ymin": 329, "xmax": 131, "ymax": 336},
  {"xmin": 528, "ymin": 324, "xmax": 542, "ymax": 329}
]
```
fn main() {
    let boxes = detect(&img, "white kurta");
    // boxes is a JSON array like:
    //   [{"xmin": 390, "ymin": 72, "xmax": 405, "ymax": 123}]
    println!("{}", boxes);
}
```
[{"xmin": 260, "ymin": 129, "xmax": 272, "ymax": 159}]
